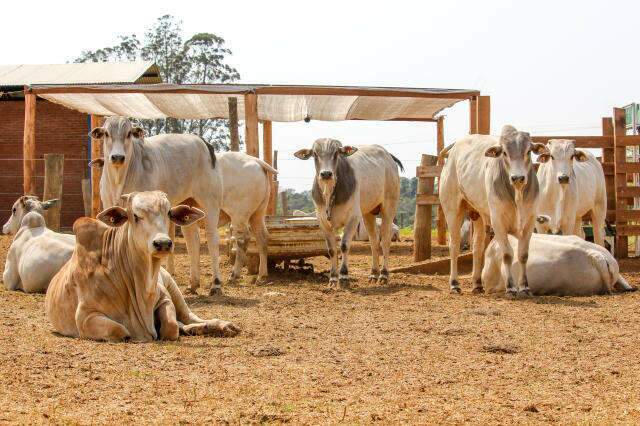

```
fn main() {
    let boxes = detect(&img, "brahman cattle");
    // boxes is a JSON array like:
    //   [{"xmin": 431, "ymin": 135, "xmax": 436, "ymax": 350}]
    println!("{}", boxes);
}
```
[
  {"xmin": 536, "ymin": 139, "xmax": 607, "ymax": 246},
  {"xmin": 295, "ymin": 139, "xmax": 402, "ymax": 288},
  {"xmin": 482, "ymin": 233, "xmax": 634, "ymax": 295},
  {"xmin": 45, "ymin": 191, "xmax": 239, "ymax": 342},
  {"xmin": 439, "ymin": 125, "xmax": 549, "ymax": 296},
  {"xmin": 2, "ymin": 196, "xmax": 74, "ymax": 293},
  {"xmin": 353, "ymin": 217, "xmax": 400, "ymax": 242}
]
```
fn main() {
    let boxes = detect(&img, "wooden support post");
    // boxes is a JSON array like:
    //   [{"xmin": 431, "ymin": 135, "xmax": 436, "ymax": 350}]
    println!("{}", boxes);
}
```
[
  {"xmin": 244, "ymin": 94, "xmax": 259, "ymax": 157},
  {"xmin": 613, "ymin": 108, "xmax": 628, "ymax": 258},
  {"xmin": 469, "ymin": 96, "xmax": 478, "ymax": 134},
  {"xmin": 280, "ymin": 191, "xmax": 289, "ymax": 216},
  {"xmin": 267, "ymin": 148, "xmax": 278, "ymax": 215},
  {"xmin": 23, "ymin": 93, "xmax": 36, "ymax": 195},
  {"xmin": 42, "ymin": 153, "xmax": 64, "ymax": 231},
  {"xmin": 81, "ymin": 179, "xmax": 91, "ymax": 217},
  {"xmin": 90, "ymin": 115, "xmax": 104, "ymax": 217},
  {"xmin": 228, "ymin": 97, "xmax": 240, "ymax": 151},
  {"xmin": 436, "ymin": 116, "xmax": 447, "ymax": 245},
  {"xmin": 262, "ymin": 121, "xmax": 273, "ymax": 165},
  {"xmin": 477, "ymin": 95, "xmax": 491, "ymax": 135},
  {"xmin": 602, "ymin": 117, "xmax": 616, "ymax": 224},
  {"xmin": 414, "ymin": 154, "xmax": 438, "ymax": 261}
]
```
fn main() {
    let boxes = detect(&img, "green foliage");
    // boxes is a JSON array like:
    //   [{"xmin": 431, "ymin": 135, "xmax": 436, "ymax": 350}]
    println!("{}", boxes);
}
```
[{"xmin": 74, "ymin": 15, "xmax": 240, "ymax": 151}]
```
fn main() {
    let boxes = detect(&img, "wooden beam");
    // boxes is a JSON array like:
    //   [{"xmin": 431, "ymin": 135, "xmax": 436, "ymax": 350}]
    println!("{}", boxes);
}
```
[
  {"xmin": 531, "ymin": 135, "xmax": 613, "ymax": 149},
  {"xmin": 244, "ymin": 93, "xmax": 259, "ymax": 157},
  {"xmin": 477, "ymin": 95, "xmax": 490, "ymax": 135},
  {"xmin": 469, "ymin": 96, "xmax": 478, "ymax": 134},
  {"xmin": 615, "ymin": 135, "xmax": 640, "ymax": 146},
  {"xmin": 613, "ymin": 107, "xmax": 628, "ymax": 258},
  {"xmin": 90, "ymin": 115, "xmax": 104, "ymax": 217},
  {"xmin": 42, "ymin": 153, "xmax": 64, "ymax": 231},
  {"xmin": 414, "ymin": 154, "xmax": 437, "ymax": 261},
  {"xmin": 436, "ymin": 116, "xmax": 446, "ymax": 245},
  {"xmin": 416, "ymin": 164, "xmax": 443, "ymax": 178},
  {"xmin": 23, "ymin": 93, "xmax": 36, "ymax": 195},
  {"xmin": 262, "ymin": 121, "xmax": 273, "ymax": 165},
  {"xmin": 228, "ymin": 97, "xmax": 239, "ymax": 151}
]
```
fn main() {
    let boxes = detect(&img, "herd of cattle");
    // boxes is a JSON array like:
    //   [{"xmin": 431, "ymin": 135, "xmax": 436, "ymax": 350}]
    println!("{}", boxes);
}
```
[{"xmin": 0, "ymin": 118, "xmax": 635, "ymax": 342}]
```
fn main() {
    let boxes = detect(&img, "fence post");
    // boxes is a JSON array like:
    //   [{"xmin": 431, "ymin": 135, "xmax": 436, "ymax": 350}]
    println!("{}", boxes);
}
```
[
  {"xmin": 613, "ymin": 108, "xmax": 628, "ymax": 258},
  {"xmin": 280, "ymin": 191, "xmax": 289, "ymax": 216},
  {"xmin": 436, "ymin": 116, "xmax": 447, "ymax": 245},
  {"xmin": 81, "ymin": 179, "xmax": 91, "ymax": 217},
  {"xmin": 414, "ymin": 154, "xmax": 438, "ymax": 261},
  {"xmin": 42, "ymin": 153, "xmax": 64, "ymax": 231},
  {"xmin": 90, "ymin": 115, "xmax": 104, "ymax": 217},
  {"xmin": 228, "ymin": 97, "xmax": 240, "ymax": 152},
  {"xmin": 23, "ymin": 92, "xmax": 37, "ymax": 195}
]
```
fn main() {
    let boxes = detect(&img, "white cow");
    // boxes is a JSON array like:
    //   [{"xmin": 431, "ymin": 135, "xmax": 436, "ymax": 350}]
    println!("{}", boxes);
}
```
[
  {"xmin": 482, "ymin": 233, "xmax": 634, "ymax": 295},
  {"xmin": 2, "ymin": 196, "xmax": 74, "ymax": 293},
  {"xmin": 439, "ymin": 125, "xmax": 549, "ymax": 296},
  {"xmin": 353, "ymin": 217, "xmax": 400, "ymax": 242},
  {"xmin": 535, "ymin": 139, "xmax": 607, "ymax": 246},
  {"xmin": 295, "ymin": 139, "xmax": 402, "ymax": 287}
]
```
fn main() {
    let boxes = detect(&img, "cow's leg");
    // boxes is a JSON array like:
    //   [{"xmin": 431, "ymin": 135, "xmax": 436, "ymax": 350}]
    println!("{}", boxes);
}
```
[
  {"xmin": 249, "ymin": 212, "xmax": 269, "ymax": 282},
  {"xmin": 362, "ymin": 213, "xmax": 380, "ymax": 282},
  {"xmin": 77, "ymin": 309, "xmax": 130, "ymax": 342},
  {"xmin": 166, "ymin": 222, "xmax": 176, "ymax": 275},
  {"xmin": 591, "ymin": 207, "xmax": 606, "ymax": 247},
  {"xmin": 516, "ymin": 218, "xmax": 535, "ymax": 297},
  {"xmin": 491, "ymin": 221, "xmax": 517, "ymax": 298},
  {"xmin": 203, "ymin": 207, "xmax": 224, "ymax": 295},
  {"xmin": 182, "ymin": 224, "xmax": 201, "ymax": 294},
  {"xmin": 338, "ymin": 215, "xmax": 359, "ymax": 288},
  {"xmin": 445, "ymin": 207, "xmax": 466, "ymax": 294},
  {"xmin": 378, "ymin": 211, "xmax": 394, "ymax": 285},
  {"xmin": 321, "ymin": 226, "xmax": 339, "ymax": 289},
  {"xmin": 154, "ymin": 300, "xmax": 179, "ymax": 341},
  {"xmin": 228, "ymin": 221, "xmax": 249, "ymax": 283},
  {"xmin": 470, "ymin": 216, "xmax": 487, "ymax": 294}
]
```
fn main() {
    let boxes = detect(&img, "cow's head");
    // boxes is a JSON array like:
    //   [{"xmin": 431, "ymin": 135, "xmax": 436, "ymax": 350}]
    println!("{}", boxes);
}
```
[
  {"xmin": 97, "ymin": 191, "xmax": 205, "ymax": 258},
  {"xmin": 90, "ymin": 116, "xmax": 144, "ymax": 169},
  {"xmin": 537, "ymin": 139, "xmax": 587, "ymax": 185},
  {"xmin": 485, "ymin": 125, "xmax": 548, "ymax": 190},
  {"xmin": 294, "ymin": 138, "xmax": 357, "ymax": 197},
  {"xmin": 2, "ymin": 196, "xmax": 58, "ymax": 235}
]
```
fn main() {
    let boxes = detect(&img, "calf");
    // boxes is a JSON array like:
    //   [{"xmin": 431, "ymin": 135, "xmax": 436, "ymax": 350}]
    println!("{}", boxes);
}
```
[
  {"xmin": 45, "ymin": 191, "xmax": 239, "ymax": 342},
  {"xmin": 2, "ymin": 196, "xmax": 74, "ymax": 293},
  {"xmin": 295, "ymin": 139, "xmax": 402, "ymax": 287},
  {"xmin": 536, "ymin": 139, "xmax": 607, "ymax": 246},
  {"xmin": 482, "ymin": 233, "xmax": 634, "ymax": 295},
  {"xmin": 439, "ymin": 125, "xmax": 548, "ymax": 296}
]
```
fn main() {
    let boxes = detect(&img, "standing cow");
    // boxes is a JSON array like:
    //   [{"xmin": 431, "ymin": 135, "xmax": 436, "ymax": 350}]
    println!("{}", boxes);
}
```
[
  {"xmin": 535, "ymin": 139, "xmax": 607, "ymax": 247},
  {"xmin": 294, "ymin": 139, "xmax": 402, "ymax": 288},
  {"xmin": 439, "ymin": 125, "xmax": 549, "ymax": 296}
]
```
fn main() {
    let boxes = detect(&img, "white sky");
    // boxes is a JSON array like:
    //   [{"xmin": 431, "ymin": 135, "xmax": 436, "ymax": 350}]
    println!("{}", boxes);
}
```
[{"xmin": 3, "ymin": 0, "xmax": 639, "ymax": 191}]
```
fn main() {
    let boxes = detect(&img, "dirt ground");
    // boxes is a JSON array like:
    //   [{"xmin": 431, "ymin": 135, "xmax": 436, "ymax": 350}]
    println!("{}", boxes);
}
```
[{"xmin": 2, "ymin": 235, "xmax": 640, "ymax": 425}]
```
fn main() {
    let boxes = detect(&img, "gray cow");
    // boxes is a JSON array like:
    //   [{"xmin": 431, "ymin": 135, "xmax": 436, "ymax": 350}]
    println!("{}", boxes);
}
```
[
  {"xmin": 294, "ymin": 139, "xmax": 402, "ymax": 288},
  {"xmin": 439, "ymin": 125, "xmax": 549, "ymax": 297}
]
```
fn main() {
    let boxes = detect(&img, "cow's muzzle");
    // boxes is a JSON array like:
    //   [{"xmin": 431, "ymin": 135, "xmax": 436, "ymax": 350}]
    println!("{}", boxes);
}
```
[
  {"xmin": 510, "ymin": 174, "xmax": 526, "ymax": 186},
  {"xmin": 319, "ymin": 170, "xmax": 333, "ymax": 180},
  {"xmin": 558, "ymin": 174, "xmax": 569, "ymax": 184},
  {"xmin": 110, "ymin": 154, "xmax": 125, "ymax": 165},
  {"xmin": 152, "ymin": 238, "xmax": 173, "ymax": 254}
]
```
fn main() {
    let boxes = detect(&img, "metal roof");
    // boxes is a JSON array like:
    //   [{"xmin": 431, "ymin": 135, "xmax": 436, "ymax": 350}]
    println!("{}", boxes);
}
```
[{"xmin": 0, "ymin": 62, "xmax": 161, "ymax": 90}]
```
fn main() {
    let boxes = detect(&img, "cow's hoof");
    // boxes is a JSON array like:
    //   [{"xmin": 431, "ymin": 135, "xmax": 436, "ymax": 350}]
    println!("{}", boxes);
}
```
[
  {"xmin": 328, "ymin": 277, "xmax": 339, "ymax": 290},
  {"xmin": 226, "ymin": 275, "xmax": 240, "ymax": 285},
  {"xmin": 505, "ymin": 289, "xmax": 517, "ymax": 299},
  {"xmin": 255, "ymin": 276, "xmax": 270, "ymax": 286},
  {"xmin": 185, "ymin": 287, "xmax": 198, "ymax": 295},
  {"xmin": 368, "ymin": 275, "xmax": 379, "ymax": 283},
  {"xmin": 209, "ymin": 286, "xmax": 223, "ymax": 296},
  {"xmin": 214, "ymin": 320, "xmax": 240, "ymax": 337},
  {"xmin": 472, "ymin": 287, "xmax": 485, "ymax": 295},
  {"xmin": 378, "ymin": 275, "xmax": 389, "ymax": 286},
  {"xmin": 449, "ymin": 287, "xmax": 462, "ymax": 295},
  {"xmin": 518, "ymin": 288, "xmax": 532, "ymax": 298}
]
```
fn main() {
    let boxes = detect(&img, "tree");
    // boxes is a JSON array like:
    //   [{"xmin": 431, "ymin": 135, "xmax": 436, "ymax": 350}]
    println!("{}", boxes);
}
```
[{"xmin": 74, "ymin": 15, "xmax": 240, "ymax": 150}]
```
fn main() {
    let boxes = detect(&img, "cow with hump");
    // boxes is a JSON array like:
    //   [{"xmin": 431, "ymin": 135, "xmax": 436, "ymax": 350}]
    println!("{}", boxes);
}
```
[
  {"xmin": 90, "ymin": 117, "xmax": 276, "ymax": 295},
  {"xmin": 45, "ymin": 191, "xmax": 239, "ymax": 342},
  {"xmin": 3, "ymin": 196, "xmax": 74, "ymax": 293},
  {"xmin": 535, "ymin": 139, "xmax": 607, "ymax": 246},
  {"xmin": 294, "ymin": 139, "xmax": 403, "ymax": 288},
  {"xmin": 439, "ymin": 125, "xmax": 549, "ymax": 297}
]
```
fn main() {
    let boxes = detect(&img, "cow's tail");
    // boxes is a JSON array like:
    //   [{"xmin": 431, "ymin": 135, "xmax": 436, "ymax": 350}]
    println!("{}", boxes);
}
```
[
  {"xmin": 390, "ymin": 154, "xmax": 404, "ymax": 172},
  {"xmin": 438, "ymin": 143, "xmax": 455, "ymax": 161},
  {"xmin": 254, "ymin": 157, "xmax": 278, "ymax": 175},
  {"xmin": 159, "ymin": 268, "xmax": 205, "ymax": 325},
  {"xmin": 202, "ymin": 138, "xmax": 217, "ymax": 169}
]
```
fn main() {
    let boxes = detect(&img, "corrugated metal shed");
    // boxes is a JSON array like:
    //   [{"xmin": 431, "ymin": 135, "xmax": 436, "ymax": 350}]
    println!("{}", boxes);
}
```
[{"xmin": 0, "ymin": 62, "xmax": 161, "ymax": 92}]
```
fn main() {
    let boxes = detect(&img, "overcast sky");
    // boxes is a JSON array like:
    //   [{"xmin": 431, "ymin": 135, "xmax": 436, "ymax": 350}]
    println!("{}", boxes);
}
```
[{"xmin": 3, "ymin": 0, "xmax": 639, "ymax": 190}]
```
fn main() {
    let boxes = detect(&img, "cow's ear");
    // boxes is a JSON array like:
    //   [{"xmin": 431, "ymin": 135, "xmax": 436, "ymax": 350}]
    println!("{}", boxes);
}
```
[
  {"xmin": 293, "ymin": 149, "xmax": 313, "ymax": 160},
  {"xmin": 169, "ymin": 205, "xmax": 206, "ymax": 227},
  {"xmin": 89, "ymin": 158, "xmax": 104, "ymax": 169},
  {"xmin": 131, "ymin": 127, "xmax": 145, "ymax": 139},
  {"xmin": 340, "ymin": 146, "xmax": 358, "ymax": 157},
  {"xmin": 573, "ymin": 150, "xmax": 588, "ymax": 162},
  {"xmin": 537, "ymin": 153, "xmax": 551, "ymax": 163},
  {"xmin": 484, "ymin": 145, "xmax": 503, "ymax": 158},
  {"xmin": 531, "ymin": 143, "xmax": 548, "ymax": 155},
  {"xmin": 97, "ymin": 206, "xmax": 128, "ymax": 227},
  {"xmin": 41, "ymin": 199, "xmax": 59, "ymax": 210},
  {"xmin": 90, "ymin": 127, "xmax": 105, "ymax": 139}
]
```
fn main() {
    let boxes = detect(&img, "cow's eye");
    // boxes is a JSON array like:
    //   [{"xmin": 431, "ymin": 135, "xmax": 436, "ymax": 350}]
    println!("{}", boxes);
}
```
[
  {"xmin": 134, "ymin": 214, "xmax": 142, "ymax": 222},
  {"xmin": 502, "ymin": 151, "xmax": 507, "ymax": 157},
  {"xmin": 12, "ymin": 208, "xmax": 16, "ymax": 213}
]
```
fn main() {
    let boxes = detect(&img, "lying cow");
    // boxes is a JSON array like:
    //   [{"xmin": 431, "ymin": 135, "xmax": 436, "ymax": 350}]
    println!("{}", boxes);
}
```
[
  {"xmin": 295, "ymin": 139, "xmax": 402, "ymax": 287},
  {"xmin": 45, "ymin": 191, "xmax": 239, "ymax": 342},
  {"xmin": 536, "ymin": 139, "xmax": 607, "ymax": 246},
  {"xmin": 439, "ymin": 125, "xmax": 548, "ymax": 296},
  {"xmin": 90, "ymin": 117, "xmax": 274, "ymax": 295},
  {"xmin": 353, "ymin": 217, "xmax": 400, "ymax": 242},
  {"xmin": 482, "ymin": 233, "xmax": 634, "ymax": 295},
  {"xmin": 2, "ymin": 196, "xmax": 74, "ymax": 293}
]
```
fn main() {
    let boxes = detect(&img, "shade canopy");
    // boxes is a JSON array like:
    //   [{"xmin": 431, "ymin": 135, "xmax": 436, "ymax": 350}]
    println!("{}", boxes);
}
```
[{"xmin": 28, "ymin": 83, "xmax": 478, "ymax": 122}]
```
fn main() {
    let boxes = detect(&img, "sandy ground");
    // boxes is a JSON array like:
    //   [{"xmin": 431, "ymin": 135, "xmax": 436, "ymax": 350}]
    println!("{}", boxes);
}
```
[{"xmin": 2, "ymin": 235, "xmax": 640, "ymax": 425}]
